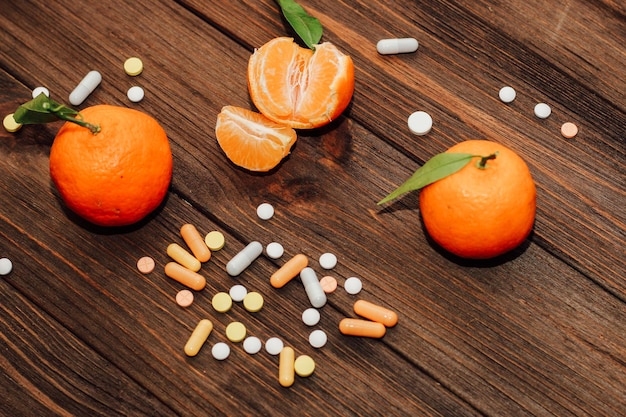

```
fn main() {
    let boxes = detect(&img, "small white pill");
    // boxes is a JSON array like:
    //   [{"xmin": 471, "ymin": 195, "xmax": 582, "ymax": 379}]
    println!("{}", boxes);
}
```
[
  {"xmin": 499, "ymin": 86, "xmax": 516, "ymax": 103},
  {"xmin": 243, "ymin": 336, "xmax": 262, "ymax": 354},
  {"xmin": 0, "ymin": 258, "xmax": 13, "ymax": 275},
  {"xmin": 127, "ymin": 86, "xmax": 144, "ymax": 102},
  {"xmin": 256, "ymin": 202, "xmax": 274, "ymax": 220},
  {"xmin": 211, "ymin": 342, "xmax": 230, "ymax": 360},
  {"xmin": 376, "ymin": 38, "xmax": 419, "ymax": 55},
  {"xmin": 309, "ymin": 329, "xmax": 328, "ymax": 348},
  {"xmin": 229, "ymin": 284, "xmax": 248, "ymax": 302},
  {"xmin": 265, "ymin": 337, "xmax": 284, "ymax": 355},
  {"xmin": 302, "ymin": 308, "xmax": 321, "ymax": 326},
  {"xmin": 266, "ymin": 242, "xmax": 284, "ymax": 259},
  {"xmin": 407, "ymin": 111, "xmax": 433, "ymax": 135},
  {"xmin": 69, "ymin": 70, "xmax": 102, "ymax": 106},
  {"xmin": 226, "ymin": 241, "xmax": 263, "ymax": 276},
  {"xmin": 300, "ymin": 267, "xmax": 327, "ymax": 308},
  {"xmin": 319, "ymin": 252, "xmax": 337, "ymax": 269},
  {"xmin": 534, "ymin": 103, "xmax": 552, "ymax": 119},
  {"xmin": 32, "ymin": 86, "xmax": 50, "ymax": 99},
  {"xmin": 344, "ymin": 277, "xmax": 363, "ymax": 295}
]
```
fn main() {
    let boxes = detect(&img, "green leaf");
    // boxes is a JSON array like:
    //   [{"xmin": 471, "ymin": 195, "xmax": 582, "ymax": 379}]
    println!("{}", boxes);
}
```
[
  {"xmin": 276, "ymin": 0, "xmax": 323, "ymax": 49},
  {"xmin": 13, "ymin": 93, "xmax": 100, "ymax": 134},
  {"xmin": 378, "ymin": 153, "xmax": 476, "ymax": 205}
]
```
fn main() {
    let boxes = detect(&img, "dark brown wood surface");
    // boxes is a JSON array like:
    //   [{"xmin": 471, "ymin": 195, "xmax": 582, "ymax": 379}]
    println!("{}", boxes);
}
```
[{"xmin": 1, "ymin": 1, "xmax": 624, "ymax": 416}]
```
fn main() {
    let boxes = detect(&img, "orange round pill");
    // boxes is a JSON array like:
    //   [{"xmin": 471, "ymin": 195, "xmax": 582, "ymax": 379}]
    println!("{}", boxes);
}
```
[
  {"xmin": 136, "ymin": 256, "xmax": 155, "ymax": 274},
  {"xmin": 176, "ymin": 289, "xmax": 194, "ymax": 307},
  {"xmin": 561, "ymin": 122, "xmax": 578, "ymax": 139},
  {"xmin": 319, "ymin": 275, "xmax": 338, "ymax": 293}
]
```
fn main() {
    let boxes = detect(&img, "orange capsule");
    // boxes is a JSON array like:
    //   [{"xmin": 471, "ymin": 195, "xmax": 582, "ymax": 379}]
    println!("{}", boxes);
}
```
[
  {"xmin": 270, "ymin": 254, "xmax": 308, "ymax": 288},
  {"xmin": 279, "ymin": 346, "xmax": 295, "ymax": 387},
  {"xmin": 339, "ymin": 318, "xmax": 386, "ymax": 338},
  {"xmin": 167, "ymin": 243, "xmax": 201, "ymax": 272},
  {"xmin": 180, "ymin": 224, "xmax": 211, "ymax": 262},
  {"xmin": 164, "ymin": 262, "xmax": 206, "ymax": 291},
  {"xmin": 353, "ymin": 300, "xmax": 398, "ymax": 327}
]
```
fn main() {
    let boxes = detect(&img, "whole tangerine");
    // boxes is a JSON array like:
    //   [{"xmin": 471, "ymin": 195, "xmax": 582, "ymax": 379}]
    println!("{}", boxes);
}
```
[
  {"xmin": 419, "ymin": 140, "xmax": 536, "ymax": 259},
  {"xmin": 49, "ymin": 105, "xmax": 172, "ymax": 227}
]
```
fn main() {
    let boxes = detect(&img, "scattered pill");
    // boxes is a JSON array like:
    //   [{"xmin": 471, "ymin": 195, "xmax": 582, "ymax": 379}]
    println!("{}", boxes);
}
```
[
  {"xmin": 265, "ymin": 242, "xmax": 284, "ymax": 259},
  {"xmin": 300, "ymin": 267, "xmax": 327, "ymax": 308},
  {"xmin": 127, "ymin": 86, "xmax": 144, "ymax": 103},
  {"xmin": 534, "ymin": 102, "xmax": 551, "ymax": 119},
  {"xmin": 226, "ymin": 241, "xmax": 263, "ymax": 276},
  {"xmin": 498, "ymin": 86, "xmax": 516, "ymax": 103},
  {"xmin": 265, "ymin": 337, "xmax": 284, "ymax": 355},
  {"xmin": 561, "ymin": 122, "xmax": 579, "ymax": 139},
  {"xmin": 407, "ymin": 111, "xmax": 433, "ymax": 135},
  {"xmin": 211, "ymin": 342, "xmax": 230, "ymax": 360},
  {"xmin": 180, "ymin": 224, "xmax": 211, "ymax": 263},
  {"xmin": 3, "ymin": 113, "xmax": 22, "ymax": 133},
  {"xmin": 0, "ymin": 258, "xmax": 13, "ymax": 275},
  {"xmin": 184, "ymin": 319, "xmax": 213, "ymax": 356},
  {"xmin": 226, "ymin": 321, "xmax": 247, "ymax": 343},
  {"xmin": 318, "ymin": 252, "xmax": 337, "ymax": 269},
  {"xmin": 354, "ymin": 300, "xmax": 398, "ymax": 327},
  {"xmin": 31, "ymin": 86, "xmax": 50, "ymax": 98},
  {"xmin": 69, "ymin": 70, "xmax": 102, "ymax": 106},
  {"xmin": 294, "ymin": 355, "xmax": 316, "ymax": 377},
  {"xmin": 376, "ymin": 38, "xmax": 419, "ymax": 55},
  {"xmin": 167, "ymin": 243, "xmax": 201, "ymax": 272},
  {"xmin": 124, "ymin": 57, "xmax": 144, "ymax": 76},
  {"xmin": 229, "ymin": 284, "xmax": 248, "ymax": 302},
  {"xmin": 243, "ymin": 336, "xmax": 262, "ymax": 354},
  {"xmin": 176, "ymin": 289, "xmax": 194, "ymax": 307},
  {"xmin": 339, "ymin": 318, "xmax": 386, "ymax": 338},
  {"xmin": 344, "ymin": 277, "xmax": 363, "ymax": 295},
  {"xmin": 136, "ymin": 256, "xmax": 155, "ymax": 274},
  {"xmin": 243, "ymin": 291, "xmax": 264, "ymax": 312},
  {"xmin": 270, "ymin": 253, "xmax": 308, "ymax": 288},
  {"xmin": 279, "ymin": 346, "xmax": 296, "ymax": 387},
  {"xmin": 256, "ymin": 202, "xmax": 275, "ymax": 220},
  {"xmin": 164, "ymin": 262, "xmax": 206, "ymax": 291},
  {"xmin": 302, "ymin": 308, "xmax": 321, "ymax": 326},
  {"xmin": 212, "ymin": 292, "xmax": 233, "ymax": 313},
  {"xmin": 309, "ymin": 329, "xmax": 328, "ymax": 348},
  {"xmin": 319, "ymin": 275, "xmax": 338, "ymax": 293},
  {"xmin": 205, "ymin": 231, "xmax": 225, "ymax": 251}
]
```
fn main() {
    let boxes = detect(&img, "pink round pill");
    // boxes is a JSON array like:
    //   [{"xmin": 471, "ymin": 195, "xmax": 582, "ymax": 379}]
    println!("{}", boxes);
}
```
[
  {"xmin": 136, "ymin": 256, "xmax": 155, "ymax": 274},
  {"xmin": 176, "ymin": 289, "xmax": 194, "ymax": 307},
  {"xmin": 320, "ymin": 276, "xmax": 338, "ymax": 293}
]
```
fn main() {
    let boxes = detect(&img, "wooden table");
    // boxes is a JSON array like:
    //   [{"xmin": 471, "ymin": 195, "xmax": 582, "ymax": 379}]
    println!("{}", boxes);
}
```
[{"xmin": 1, "ymin": 1, "xmax": 624, "ymax": 415}]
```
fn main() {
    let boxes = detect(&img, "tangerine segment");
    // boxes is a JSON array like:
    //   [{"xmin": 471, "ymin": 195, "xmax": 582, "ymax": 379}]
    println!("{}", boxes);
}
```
[
  {"xmin": 215, "ymin": 106, "xmax": 297, "ymax": 172},
  {"xmin": 248, "ymin": 37, "xmax": 354, "ymax": 129},
  {"xmin": 419, "ymin": 140, "xmax": 536, "ymax": 259}
]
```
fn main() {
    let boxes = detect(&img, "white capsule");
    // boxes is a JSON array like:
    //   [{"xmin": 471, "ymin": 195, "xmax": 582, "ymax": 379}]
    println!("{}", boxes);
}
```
[
  {"xmin": 69, "ymin": 70, "xmax": 102, "ymax": 106},
  {"xmin": 376, "ymin": 38, "xmax": 418, "ymax": 55},
  {"xmin": 300, "ymin": 267, "xmax": 327, "ymax": 308},
  {"xmin": 226, "ymin": 241, "xmax": 263, "ymax": 276}
]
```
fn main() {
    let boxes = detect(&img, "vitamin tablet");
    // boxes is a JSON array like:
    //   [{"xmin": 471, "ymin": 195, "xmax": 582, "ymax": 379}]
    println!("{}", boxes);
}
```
[
  {"xmin": 498, "ymin": 86, "xmax": 516, "ymax": 103},
  {"xmin": 31, "ymin": 86, "xmax": 50, "ymax": 99},
  {"xmin": 376, "ymin": 38, "xmax": 419, "ymax": 55},
  {"xmin": 319, "ymin": 275, "xmax": 338, "ymax": 293},
  {"xmin": 265, "ymin": 242, "xmax": 284, "ymax": 259},
  {"xmin": 256, "ymin": 202, "xmax": 275, "ymax": 220},
  {"xmin": 136, "ymin": 256, "xmax": 155, "ymax": 274},
  {"xmin": 279, "ymin": 346, "xmax": 295, "ymax": 387},
  {"xmin": 180, "ymin": 224, "xmax": 211, "ymax": 262},
  {"xmin": 294, "ymin": 355, "xmax": 315, "ymax": 377},
  {"xmin": 205, "ymin": 231, "xmax": 225, "ymax": 251},
  {"xmin": 184, "ymin": 319, "xmax": 213, "ymax": 356},
  {"xmin": 302, "ymin": 308, "xmax": 321, "ymax": 326},
  {"xmin": 561, "ymin": 122, "xmax": 579, "ymax": 139},
  {"xmin": 270, "ymin": 253, "xmax": 308, "ymax": 288},
  {"xmin": 243, "ymin": 291, "xmax": 264, "ymax": 312},
  {"xmin": 300, "ymin": 267, "xmax": 327, "ymax": 308},
  {"xmin": 319, "ymin": 252, "xmax": 337, "ymax": 269},
  {"xmin": 211, "ymin": 342, "xmax": 230, "ymax": 360},
  {"xmin": 226, "ymin": 241, "xmax": 263, "ymax": 276},
  {"xmin": 167, "ymin": 243, "xmax": 201, "ymax": 272},
  {"xmin": 0, "ymin": 258, "xmax": 13, "ymax": 275},
  {"xmin": 339, "ymin": 318, "xmax": 386, "ymax": 338},
  {"xmin": 534, "ymin": 102, "xmax": 551, "ymax": 119},
  {"xmin": 176, "ymin": 289, "xmax": 194, "ymax": 307},
  {"xmin": 212, "ymin": 292, "xmax": 233, "ymax": 313},
  {"xmin": 309, "ymin": 329, "xmax": 327, "ymax": 348},
  {"xmin": 164, "ymin": 262, "xmax": 206, "ymax": 291},
  {"xmin": 225, "ymin": 321, "xmax": 247, "ymax": 343},
  {"xmin": 344, "ymin": 277, "xmax": 363, "ymax": 295},
  {"xmin": 243, "ymin": 336, "xmax": 262, "ymax": 354},
  {"xmin": 127, "ymin": 86, "xmax": 144, "ymax": 103},
  {"xmin": 353, "ymin": 299, "xmax": 398, "ymax": 327},
  {"xmin": 3, "ymin": 114, "xmax": 21, "ymax": 133},
  {"xmin": 69, "ymin": 70, "xmax": 102, "ymax": 106},
  {"xmin": 407, "ymin": 111, "xmax": 433, "ymax": 135},
  {"xmin": 229, "ymin": 284, "xmax": 247, "ymax": 302},
  {"xmin": 124, "ymin": 57, "xmax": 144, "ymax": 76},
  {"xmin": 265, "ymin": 337, "xmax": 284, "ymax": 355}
]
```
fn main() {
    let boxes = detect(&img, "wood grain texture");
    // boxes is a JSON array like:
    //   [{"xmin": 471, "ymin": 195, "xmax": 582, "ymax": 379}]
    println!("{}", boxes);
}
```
[{"xmin": 0, "ymin": 0, "xmax": 624, "ymax": 416}]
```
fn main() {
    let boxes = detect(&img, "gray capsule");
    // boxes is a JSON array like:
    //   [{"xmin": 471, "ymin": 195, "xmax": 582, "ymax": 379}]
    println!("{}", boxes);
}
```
[
  {"xmin": 226, "ymin": 241, "xmax": 263, "ymax": 276},
  {"xmin": 376, "ymin": 38, "xmax": 418, "ymax": 55},
  {"xmin": 300, "ymin": 267, "xmax": 327, "ymax": 308}
]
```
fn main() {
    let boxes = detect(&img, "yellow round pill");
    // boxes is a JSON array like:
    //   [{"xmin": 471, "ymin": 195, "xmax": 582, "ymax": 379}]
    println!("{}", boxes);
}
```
[
  {"xmin": 212, "ymin": 292, "xmax": 232, "ymax": 313},
  {"xmin": 124, "ymin": 57, "xmax": 143, "ymax": 76},
  {"xmin": 243, "ymin": 291, "xmax": 264, "ymax": 312},
  {"xmin": 205, "ymin": 231, "xmax": 225, "ymax": 251},
  {"xmin": 225, "ymin": 321, "xmax": 247, "ymax": 342},
  {"xmin": 3, "ymin": 113, "xmax": 22, "ymax": 133},
  {"xmin": 294, "ymin": 355, "xmax": 316, "ymax": 377}
]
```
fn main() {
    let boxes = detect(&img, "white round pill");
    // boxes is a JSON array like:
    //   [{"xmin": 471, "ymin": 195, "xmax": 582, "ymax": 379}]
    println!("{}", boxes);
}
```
[
  {"xmin": 534, "ymin": 103, "xmax": 551, "ymax": 119},
  {"xmin": 127, "ymin": 86, "xmax": 144, "ymax": 103},
  {"xmin": 256, "ymin": 202, "xmax": 274, "ymax": 220},
  {"xmin": 407, "ymin": 111, "xmax": 433, "ymax": 135},
  {"xmin": 302, "ymin": 308, "xmax": 321, "ymax": 326},
  {"xmin": 211, "ymin": 342, "xmax": 230, "ymax": 360},
  {"xmin": 266, "ymin": 242, "xmax": 284, "ymax": 259},
  {"xmin": 498, "ymin": 86, "xmax": 516, "ymax": 103},
  {"xmin": 344, "ymin": 277, "xmax": 363, "ymax": 295},
  {"xmin": 319, "ymin": 252, "xmax": 337, "ymax": 269},
  {"xmin": 309, "ymin": 329, "xmax": 327, "ymax": 348},
  {"xmin": 229, "ymin": 284, "xmax": 248, "ymax": 302},
  {"xmin": 243, "ymin": 336, "xmax": 262, "ymax": 354},
  {"xmin": 0, "ymin": 258, "xmax": 13, "ymax": 275},
  {"xmin": 32, "ymin": 86, "xmax": 50, "ymax": 99},
  {"xmin": 265, "ymin": 337, "xmax": 284, "ymax": 355}
]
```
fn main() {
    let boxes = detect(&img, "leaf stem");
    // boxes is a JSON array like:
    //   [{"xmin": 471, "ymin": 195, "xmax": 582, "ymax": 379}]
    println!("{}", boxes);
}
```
[
  {"xmin": 477, "ymin": 152, "xmax": 498, "ymax": 168},
  {"xmin": 42, "ymin": 101, "xmax": 101, "ymax": 134}
]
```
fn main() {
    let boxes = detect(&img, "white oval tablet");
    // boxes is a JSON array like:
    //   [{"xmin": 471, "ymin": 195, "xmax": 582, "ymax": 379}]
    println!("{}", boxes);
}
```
[
  {"xmin": 256, "ymin": 203, "xmax": 274, "ymax": 220},
  {"xmin": 229, "ymin": 284, "xmax": 248, "ymax": 302},
  {"xmin": 309, "ymin": 329, "xmax": 327, "ymax": 348},
  {"xmin": 265, "ymin": 337, "xmax": 284, "ymax": 355},
  {"xmin": 0, "ymin": 258, "xmax": 13, "ymax": 275},
  {"xmin": 498, "ymin": 86, "xmax": 516, "ymax": 103},
  {"xmin": 319, "ymin": 252, "xmax": 337, "ymax": 269},
  {"xmin": 376, "ymin": 38, "xmax": 419, "ymax": 55},
  {"xmin": 243, "ymin": 336, "xmax": 262, "ymax": 354},
  {"xmin": 127, "ymin": 86, "xmax": 144, "ymax": 102},
  {"xmin": 344, "ymin": 277, "xmax": 363, "ymax": 295},
  {"xmin": 211, "ymin": 342, "xmax": 230, "ymax": 360},
  {"xmin": 302, "ymin": 308, "xmax": 321, "ymax": 326},
  {"xmin": 266, "ymin": 242, "xmax": 284, "ymax": 259},
  {"xmin": 408, "ymin": 111, "xmax": 433, "ymax": 135},
  {"xmin": 534, "ymin": 103, "xmax": 551, "ymax": 119}
]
